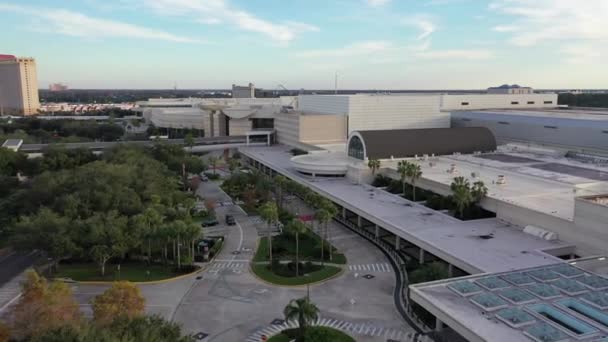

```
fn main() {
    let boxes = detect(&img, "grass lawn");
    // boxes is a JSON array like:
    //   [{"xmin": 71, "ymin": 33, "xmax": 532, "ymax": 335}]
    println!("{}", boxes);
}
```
[
  {"xmin": 253, "ymin": 236, "xmax": 347, "ymax": 265},
  {"xmin": 251, "ymin": 263, "xmax": 341, "ymax": 286},
  {"xmin": 268, "ymin": 327, "xmax": 355, "ymax": 342},
  {"xmin": 54, "ymin": 262, "xmax": 197, "ymax": 282}
]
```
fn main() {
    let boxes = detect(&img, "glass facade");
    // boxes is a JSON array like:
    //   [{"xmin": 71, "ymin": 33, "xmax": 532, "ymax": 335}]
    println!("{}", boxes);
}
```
[{"xmin": 348, "ymin": 135, "xmax": 365, "ymax": 160}]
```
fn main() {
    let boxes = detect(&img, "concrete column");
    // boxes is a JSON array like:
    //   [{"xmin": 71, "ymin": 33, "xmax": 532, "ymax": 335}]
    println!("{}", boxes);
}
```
[
  {"xmin": 342, "ymin": 207, "xmax": 346, "ymax": 220},
  {"xmin": 435, "ymin": 319, "xmax": 444, "ymax": 332},
  {"xmin": 246, "ymin": 135, "xmax": 249, "ymax": 146},
  {"xmin": 375, "ymin": 225, "xmax": 379, "ymax": 239},
  {"xmin": 448, "ymin": 263, "xmax": 454, "ymax": 278},
  {"xmin": 357, "ymin": 215, "xmax": 362, "ymax": 228},
  {"xmin": 419, "ymin": 248, "xmax": 425, "ymax": 264},
  {"xmin": 395, "ymin": 236, "xmax": 401, "ymax": 250}
]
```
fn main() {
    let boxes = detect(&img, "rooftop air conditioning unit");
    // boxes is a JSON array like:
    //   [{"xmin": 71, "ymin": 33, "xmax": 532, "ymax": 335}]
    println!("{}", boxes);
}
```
[
  {"xmin": 497, "ymin": 175, "xmax": 506, "ymax": 185},
  {"xmin": 524, "ymin": 225, "xmax": 558, "ymax": 241},
  {"xmin": 448, "ymin": 164, "xmax": 457, "ymax": 174}
]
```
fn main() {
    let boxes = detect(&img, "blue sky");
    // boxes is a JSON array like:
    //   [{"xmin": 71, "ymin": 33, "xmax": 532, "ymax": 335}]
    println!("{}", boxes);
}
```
[{"xmin": 1, "ymin": 0, "xmax": 606, "ymax": 89}]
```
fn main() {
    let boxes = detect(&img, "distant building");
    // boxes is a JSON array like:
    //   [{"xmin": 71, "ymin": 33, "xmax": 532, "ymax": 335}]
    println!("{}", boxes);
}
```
[
  {"xmin": 487, "ymin": 84, "xmax": 533, "ymax": 94},
  {"xmin": 0, "ymin": 55, "xmax": 40, "ymax": 116},
  {"xmin": 232, "ymin": 83, "xmax": 255, "ymax": 98},
  {"xmin": 49, "ymin": 83, "xmax": 68, "ymax": 92}
]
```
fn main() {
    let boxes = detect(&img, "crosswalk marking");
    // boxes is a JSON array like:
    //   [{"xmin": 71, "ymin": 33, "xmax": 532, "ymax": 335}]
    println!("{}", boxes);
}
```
[
  {"xmin": 348, "ymin": 263, "xmax": 391, "ymax": 273},
  {"xmin": 245, "ymin": 316, "xmax": 413, "ymax": 342},
  {"xmin": 210, "ymin": 261, "xmax": 247, "ymax": 270}
]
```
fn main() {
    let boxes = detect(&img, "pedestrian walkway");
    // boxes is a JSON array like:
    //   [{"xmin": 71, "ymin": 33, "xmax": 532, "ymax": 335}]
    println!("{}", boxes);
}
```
[
  {"xmin": 348, "ymin": 263, "xmax": 392, "ymax": 273},
  {"xmin": 245, "ymin": 316, "xmax": 419, "ymax": 342},
  {"xmin": 0, "ymin": 272, "xmax": 25, "ymax": 314}
]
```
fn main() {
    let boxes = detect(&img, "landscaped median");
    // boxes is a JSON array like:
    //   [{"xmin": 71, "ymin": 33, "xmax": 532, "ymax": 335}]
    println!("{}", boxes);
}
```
[
  {"xmin": 268, "ymin": 327, "xmax": 355, "ymax": 342},
  {"xmin": 251, "ymin": 262, "xmax": 342, "ymax": 286},
  {"xmin": 53, "ymin": 262, "xmax": 200, "ymax": 283}
]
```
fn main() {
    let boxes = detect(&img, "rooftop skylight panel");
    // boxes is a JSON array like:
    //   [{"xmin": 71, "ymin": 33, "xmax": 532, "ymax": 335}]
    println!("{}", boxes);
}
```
[
  {"xmin": 577, "ymin": 275, "xmax": 608, "ymax": 290},
  {"xmin": 524, "ymin": 283, "xmax": 562, "ymax": 300},
  {"xmin": 475, "ymin": 276, "xmax": 511, "ymax": 290},
  {"xmin": 497, "ymin": 287, "xmax": 537, "ymax": 304},
  {"xmin": 526, "ymin": 269, "xmax": 561, "ymax": 282},
  {"xmin": 500, "ymin": 272, "xmax": 536, "ymax": 286},
  {"xmin": 550, "ymin": 278, "xmax": 588, "ymax": 296},
  {"xmin": 469, "ymin": 292, "xmax": 509, "ymax": 311},
  {"xmin": 447, "ymin": 281, "xmax": 483, "ymax": 297},
  {"xmin": 579, "ymin": 292, "xmax": 608, "ymax": 310},
  {"xmin": 550, "ymin": 264, "xmax": 585, "ymax": 278},
  {"xmin": 496, "ymin": 307, "xmax": 536, "ymax": 328},
  {"xmin": 524, "ymin": 322, "xmax": 570, "ymax": 342}
]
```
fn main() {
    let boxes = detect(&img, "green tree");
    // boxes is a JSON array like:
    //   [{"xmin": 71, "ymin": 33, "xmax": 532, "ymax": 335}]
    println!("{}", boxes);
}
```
[
  {"xmin": 208, "ymin": 155, "xmax": 218, "ymax": 175},
  {"xmin": 274, "ymin": 175, "xmax": 288, "ymax": 210},
  {"xmin": 450, "ymin": 177, "xmax": 472, "ymax": 219},
  {"xmin": 367, "ymin": 159, "xmax": 381, "ymax": 176},
  {"xmin": 397, "ymin": 160, "xmax": 409, "ymax": 197},
  {"xmin": 259, "ymin": 201, "xmax": 279, "ymax": 267},
  {"xmin": 283, "ymin": 297, "xmax": 319, "ymax": 337},
  {"xmin": 286, "ymin": 219, "xmax": 308, "ymax": 276},
  {"xmin": 135, "ymin": 207, "xmax": 162, "ymax": 265},
  {"xmin": 471, "ymin": 180, "xmax": 488, "ymax": 204},
  {"xmin": 405, "ymin": 162, "xmax": 423, "ymax": 201},
  {"xmin": 228, "ymin": 158, "xmax": 239, "ymax": 174},
  {"xmin": 92, "ymin": 281, "xmax": 145, "ymax": 326},
  {"xmin": 184, "ymin": 133, "xmax": 194, "ymax": 151}
]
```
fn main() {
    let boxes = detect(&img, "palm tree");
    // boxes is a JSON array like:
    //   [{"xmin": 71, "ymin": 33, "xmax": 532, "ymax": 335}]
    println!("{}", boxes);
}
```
[
  {"xmin": 314, "ymin": 207, "xmax": 332, "ymax": 266},
  {"xmin": 274, "ymin": 175, "xmax": 288, "ymax": 210},
  {"xmin": 471, "ymin": 180, "xmax": 488, "ymax": 204},
  {"xmin": 184, "ymin": 133, "xmax": 195, "ymax": 152},
  {"xmin": 286, "ymin": 220, "xmax": 308, "ymax": 276},
  {"xmin": 321, "ymin": 200, "xmax": 338, "ymax": 261},
  {"xmin": 208, "ymin": 156, "xmax": 218, "ymax": 175},
  {"xmin": 451, "ymin": 177, "xmax": 472, "ymax": 219},
  {"xmin": 259, "ymin": 201, "xmax": 279, "ymax": 268},
  {"xmin": 367, "ymin": 159, "xmax": 381, "ymax": 176},
  {"xmin": 397, "ymin": 160, "xmax": 409, "ymax": 197},
  {"xmin": 283, "ymin": 297, "xmax": 319, "ymax": 337},
  {"xmin": 405, "ymin": 162, "xmax": 423, "ymax": 201}
]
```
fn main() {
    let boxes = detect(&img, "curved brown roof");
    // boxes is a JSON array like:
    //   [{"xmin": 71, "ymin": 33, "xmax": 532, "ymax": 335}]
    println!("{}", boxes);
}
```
[{"xmin": 354, "ymin": 127, "xmax": 496, "ymax": 159}]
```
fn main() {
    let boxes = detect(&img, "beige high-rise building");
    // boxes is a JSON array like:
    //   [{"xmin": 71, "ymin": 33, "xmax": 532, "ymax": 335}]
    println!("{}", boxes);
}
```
[{"xmin": 0, "ymin": 55, "xmax": 40, "ymax": 116}]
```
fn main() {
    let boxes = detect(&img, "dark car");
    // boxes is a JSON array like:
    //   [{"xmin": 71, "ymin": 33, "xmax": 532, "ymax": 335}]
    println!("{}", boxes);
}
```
[
  {"xmin": 225, "ymin": 214, "xmax": 236, "ymax": 226},
  {"xmin": 201, "ymin": 218, "xmax": 219, "ymax": 227}
]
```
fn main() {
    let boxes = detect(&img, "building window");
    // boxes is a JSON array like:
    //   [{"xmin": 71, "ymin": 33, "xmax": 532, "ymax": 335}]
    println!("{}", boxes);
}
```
[
  {"xmin": 511, "ymin": 101, "xmax": 519, "ymax": 105},
  {"xmin": 527, "ymin": 101, "xmax": 535, "ymax": 104},
  {"xmin": 602, "ymin": 130, "xmax": 608, "ymax": 134},
  {"xmin": 544, "ymin": 125, "xmax": 558, "ymax": 129},
  {"xmin": 498, "ymin": 121, "xmax": 510, "ymax": 125},
  {"xmin": 348, "ymin": 136, "xmax": 365, "ymax": 160},
  {"xmin": 461, "ymin": 102, "xmax": 469, "ymax": 106},
  {"xmin": 544, "ymin": 101, "xmax": 553, "ymax": 104}
]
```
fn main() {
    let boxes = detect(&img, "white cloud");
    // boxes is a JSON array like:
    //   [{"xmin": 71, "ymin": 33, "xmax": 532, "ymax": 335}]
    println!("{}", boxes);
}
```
[
  {"xmin": 490, "ymin": 0, "xmax": 608, "ymax": 46},
  {"xmin": 139, "ymin": 0, "xmax": 319, "ymax": 44},
  {"xmin": 367, "ymin": 0, "xmax": 391, "ymax": 8},
  {"xmin": 415, "ymin": 49, "xmax": 494, "ymax": 60},
  {"xmin": 0, "ymin": 3, "xmax": 200, "ymax": 43},
  {"xmin": 402, "ymin": 15, "xmax": 436, "ymax": 41},
  {"xmin": 294, "ymin": 41, "xmax": 395, "ymax": 58}
]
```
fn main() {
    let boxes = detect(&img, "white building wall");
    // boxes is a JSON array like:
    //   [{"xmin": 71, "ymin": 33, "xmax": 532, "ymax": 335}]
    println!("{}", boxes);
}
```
[
  {"xmin": 275, "ymin": 113, "xmax": 300, "ymax": 147},
  {"xmin": 348, "ymin": 95, "xmax": 447, "ymax": 133},
  {"xmin": 228, "ymin": 118, "xmax": 251, "ymax": 136},
  {"xmin": 441, "ymin": 94, "xmax": 558, "ymax": 111}
]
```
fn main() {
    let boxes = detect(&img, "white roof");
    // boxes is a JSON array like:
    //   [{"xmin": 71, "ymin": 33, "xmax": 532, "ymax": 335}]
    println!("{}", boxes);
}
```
[{"xmin": 240, "ymin": 146, "xmax": 572, "ymax": 274}]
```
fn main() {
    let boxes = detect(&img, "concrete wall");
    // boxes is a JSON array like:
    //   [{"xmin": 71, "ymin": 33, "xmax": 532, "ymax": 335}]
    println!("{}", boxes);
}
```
[
  {"xmin": 573, "ymin": 198, "xmax": 608, "ymax": 255},
  {"xmin": 228, "ymin": 117, "xmax": 251, "ymax": 136},
  {"xmin": 298, "ymin": 95, "xmax": 349, "ymax": 115},
  {"xmin": 275, "ymin": 113, "xmax": 300, "ymax": 147},
  {"xmin": 299, "ymin": 114, "xmax": 347, "ymax": 144},
  {"xmin": 441, "ymin": 94, "xmax": 557, "ymax": 111}
]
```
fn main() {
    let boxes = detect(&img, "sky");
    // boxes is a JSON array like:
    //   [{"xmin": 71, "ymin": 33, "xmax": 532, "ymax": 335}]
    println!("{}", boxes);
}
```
[{"xmin": 1, "ymin": 0, "xmax": 607, "ymax": 89}]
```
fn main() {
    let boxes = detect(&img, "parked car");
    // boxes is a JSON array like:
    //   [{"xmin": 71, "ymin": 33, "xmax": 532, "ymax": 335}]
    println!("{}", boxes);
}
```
[
  {"xmin": 200, "ymin": 174, "xmax": 209, "ymax": 182},
  {"xmin": 201, "ymin": 218, "xmax": 219, "ymax": 227},
  {"xmin": 225, "ymin": 214, "xmax": 236, "ymax": 226}
]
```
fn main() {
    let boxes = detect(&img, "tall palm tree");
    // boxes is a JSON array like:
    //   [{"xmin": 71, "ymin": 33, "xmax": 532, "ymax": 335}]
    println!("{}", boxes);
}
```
[
  {"xmin": 397, "ymin": 160, "xmax": 409, "ymax": 197},
  {"xmin": 208, "ymin": 155, "xmax": 218, "ymax": 175},
  {"xmin": 283, "ymin": 297, "xmax": 319, "ymax": 337},
  {"xmin": 451, "ymin": 177, "xmax": 472, "ymax": 219},
  {"xmin": 259, "ymin": 201, "xmax": 279, "ymax": 268},
  {"xmin": 274, "ymin": 175, "xmax": 288, "ymax": 210},
  {"xmin": 367, "ymin": 159, "xmax": 381, "ymax": 176},
  {"xmin": 314, "ymin": 207, "xmax": 331, "ymax": 266},
  {"xmin": 471, "ymin": 180, "xmax": 488, "ymax": 204},
  {"xmin": 321, "ymin": 200, "xmax": 338, "ymax": 261},
  {"xmin": 286, "ymin": 219, "xmax": 308, "ymax": 276},
  {"xmin": 405, "ymin": 162, "xmax": 423, "ymax": 201}
]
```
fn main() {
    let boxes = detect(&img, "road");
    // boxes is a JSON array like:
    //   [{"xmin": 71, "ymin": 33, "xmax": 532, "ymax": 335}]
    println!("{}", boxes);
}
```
[
  {"xmin": 19, "ymin": 136, "xmax": 247, "ymax": 152},
  {"xmin": 0, "ymin": 251, "xmax": 40, "ymax": 314}
]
